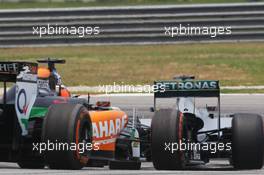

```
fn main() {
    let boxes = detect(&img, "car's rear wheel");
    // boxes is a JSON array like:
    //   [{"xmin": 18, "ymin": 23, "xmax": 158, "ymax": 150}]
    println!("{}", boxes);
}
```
[
  {"xmin": 151, "ymin": 108, "xmax": 186, "ymax": 170},
  {"xmin": 232, "ymin": 113, "xmax": 264, "ymax": 169},
  {"xmin": 42, "ymin": 103, "xmax": 92, "ymax": 169}
]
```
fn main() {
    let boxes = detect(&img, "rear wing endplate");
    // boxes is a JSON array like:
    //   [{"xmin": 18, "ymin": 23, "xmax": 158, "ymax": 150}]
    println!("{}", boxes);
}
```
[{"xmin": 0, "ymin": 62, "xmax": 38, "ymax": 136}]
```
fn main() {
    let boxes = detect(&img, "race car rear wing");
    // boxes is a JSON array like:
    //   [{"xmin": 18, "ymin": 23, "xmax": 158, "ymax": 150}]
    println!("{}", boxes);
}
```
[
  {"xmin": 0, "ymin": 62, "xmax": 20, "ymax": 82},
  {"xmin": 153, "ymin": 80, "xmax": 220, "ymax": 110},
  {"xmin": 153, "ymin": 80, "xmax": 222, "ymax": 137},
  {"xmin": 154, "ymin": 80, "xmax": 220, "ymax": 98},
  {"xmin": 0, "ymin": 62, "xmax": 37, "ymax": 82}
]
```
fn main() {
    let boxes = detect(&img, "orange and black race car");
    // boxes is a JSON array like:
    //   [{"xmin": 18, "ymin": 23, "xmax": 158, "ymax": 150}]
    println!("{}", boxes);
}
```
[{"xmin": 0, "ymin": 59, "xmax": 151, "ymax": 170}]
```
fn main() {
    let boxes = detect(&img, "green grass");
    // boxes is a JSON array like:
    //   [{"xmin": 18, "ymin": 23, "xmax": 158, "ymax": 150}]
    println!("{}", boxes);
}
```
[
  {"xmin": 0, "ymin": 42, "xmax": 264, "ymax": 86},
  {"xmin": 0, "ymin": 0, "xmax": 252, "ymax": 9}
]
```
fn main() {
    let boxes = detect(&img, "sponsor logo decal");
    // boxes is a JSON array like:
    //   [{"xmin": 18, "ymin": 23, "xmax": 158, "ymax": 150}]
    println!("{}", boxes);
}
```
[
  {"xmin": 92, "ymin": 115, "xmax": 127, "ymax": 139},
  {"xmin": 156, "ymin": 80, "xmax": 219, "ymax": 92},
  {"xmin": 0, "ymin": 63, "xmax": 18, "ymax": 73},
  {"xmin": 16, "ymin": 89, "xmax": 28, "ymax": 114},
  {"xmin": 37, "ymin": 79, "xmax": 50, "ymax": 91}
]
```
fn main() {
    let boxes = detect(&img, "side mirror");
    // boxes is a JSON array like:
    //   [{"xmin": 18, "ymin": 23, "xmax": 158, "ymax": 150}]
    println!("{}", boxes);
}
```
[{"xmin": 149, "ymin": 107, "xmax": 155, "ymax": 112}]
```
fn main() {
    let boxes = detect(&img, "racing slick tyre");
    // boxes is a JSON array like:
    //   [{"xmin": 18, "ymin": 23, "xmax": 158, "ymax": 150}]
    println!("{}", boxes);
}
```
[
  {"xmin": 232, "ymin": 113, "xmax": 264, "ymax": 169},
  {"xmin": 42, "ymin": 103, "xmax": 92, "ymax": 170},
  {"xmin": 109, "ymin": 160, "xmax": 141, "ymax": 170},
  {"xmin": 17, "ymin": 161, "xmax": 45, "ymax": 169},
  {"xmin": 151, "ymin": 108, "xmax": 185, "ymax": 170}
]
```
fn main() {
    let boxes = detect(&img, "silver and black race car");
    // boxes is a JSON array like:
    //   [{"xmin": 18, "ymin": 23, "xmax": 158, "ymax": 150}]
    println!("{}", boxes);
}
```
[{"xmin": 151, "ymin": 75, "xmax": 264, "ymax": 170}]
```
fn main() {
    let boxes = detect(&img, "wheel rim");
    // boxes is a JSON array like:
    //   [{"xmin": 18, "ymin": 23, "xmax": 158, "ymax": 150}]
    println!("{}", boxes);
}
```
[{"xmin": 75, "ymin": 112, "xmax": 92, "ymax": 164}]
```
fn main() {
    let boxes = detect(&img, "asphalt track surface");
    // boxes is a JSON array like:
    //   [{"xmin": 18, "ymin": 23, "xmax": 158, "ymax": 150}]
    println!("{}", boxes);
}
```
[
  {"xmin": 1, "ymin": 94, "xmax": 264, "ymax": 175},
  {"xmin": 0, "ymin": 160, "xmax": 264, "ymax": 175}
]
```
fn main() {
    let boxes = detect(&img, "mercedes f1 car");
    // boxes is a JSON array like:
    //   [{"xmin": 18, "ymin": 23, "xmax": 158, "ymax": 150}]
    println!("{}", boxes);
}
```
[
  {"xmin": 0, "ymin": 59, "xmax": 150, "ymax": 170},
  {"xmin": 151, "ymin": 76, "xmax": 264, "ymax": 170}
]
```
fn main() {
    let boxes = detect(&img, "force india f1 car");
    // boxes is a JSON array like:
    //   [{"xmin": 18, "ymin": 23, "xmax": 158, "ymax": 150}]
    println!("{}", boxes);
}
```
[
  {"xmin": 0, "ymin": 60, "xmax": 151, "ymax": 170},
  {"xmin": 151, "ymin": 76, "xmax": 264, "ymax": 170}
]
